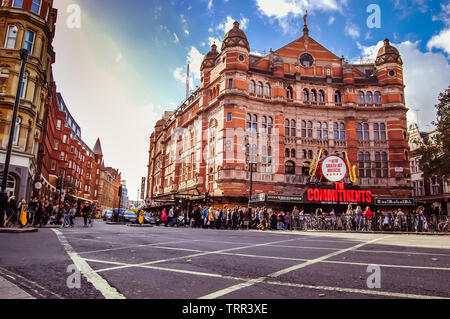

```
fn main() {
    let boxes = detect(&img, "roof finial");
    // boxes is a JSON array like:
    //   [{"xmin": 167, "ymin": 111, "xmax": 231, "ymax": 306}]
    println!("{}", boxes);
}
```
[{"xmin": 303, "ymin": 10, "xmax": 309, "ymax": 36}]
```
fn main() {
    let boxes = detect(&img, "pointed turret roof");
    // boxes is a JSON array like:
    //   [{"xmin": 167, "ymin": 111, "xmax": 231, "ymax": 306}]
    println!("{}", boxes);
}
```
[{"xmin": 93, "ymin": 138, "xmax": 103, "ymax": 156}]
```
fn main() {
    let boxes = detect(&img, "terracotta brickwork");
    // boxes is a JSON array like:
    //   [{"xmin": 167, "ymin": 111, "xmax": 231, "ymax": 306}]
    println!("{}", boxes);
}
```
[{"xmin": 147, "ymin": 22, "xmax": 412, "ymax": 206}]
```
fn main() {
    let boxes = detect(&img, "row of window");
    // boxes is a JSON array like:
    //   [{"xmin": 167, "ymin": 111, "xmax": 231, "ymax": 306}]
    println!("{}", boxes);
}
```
[
  {"xmin": 5, "ymin": 25, "xmax": 36, "ymax": 54},
  {"xmin": 11, "ymin": 0, "xmax": 43, "ymax": 15},
  {"xmin": 357, "ymin": 91, "xmax": 383, "ymax": 104},
  {"xmin": 249, "ymin": 81, "xmax": 271, "ymax": 96}
]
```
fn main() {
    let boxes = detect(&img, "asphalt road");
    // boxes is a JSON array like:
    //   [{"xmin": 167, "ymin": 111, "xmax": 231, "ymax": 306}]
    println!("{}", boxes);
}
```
[{"xmin": 1, "ymin": 220, "xmax": 449, "ymax": 299}]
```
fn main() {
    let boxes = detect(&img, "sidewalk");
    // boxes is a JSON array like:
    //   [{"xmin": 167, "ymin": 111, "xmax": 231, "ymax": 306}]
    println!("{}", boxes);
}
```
[
  {"xmin": 0, "ymin": 227, "xmax": 38, "ymax": 233},
  {"xmin": 0, "ymin": 276, "xmax": 35, "ymax": 299}
]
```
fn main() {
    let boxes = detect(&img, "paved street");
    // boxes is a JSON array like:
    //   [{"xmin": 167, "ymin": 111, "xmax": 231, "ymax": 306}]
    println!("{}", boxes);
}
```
[{"xmin": 0, "ymin": 221, "xmax": 449, "ymax": 299}]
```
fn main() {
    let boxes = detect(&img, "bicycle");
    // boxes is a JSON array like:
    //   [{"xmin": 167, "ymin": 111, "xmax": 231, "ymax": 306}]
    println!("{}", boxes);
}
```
[{"xmin": 438, "ymin": 217, "xmax": 449, "ymax": 232}]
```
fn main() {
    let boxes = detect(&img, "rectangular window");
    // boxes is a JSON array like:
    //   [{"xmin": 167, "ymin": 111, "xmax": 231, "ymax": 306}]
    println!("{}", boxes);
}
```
[
  {"xmin": 228, "ymin": 79, "xmax": 233, "ymax": 89},
  {"xmin": 51, "ymin": 160, "xmax": 56, "ymax": 171},
  {"xmin": 54, "ymin": 140, "xmax": 59, "ymax": 150},
  {"xmin": 62, "ymin": 135, "xmax": 67, "ymax": 143},
  {"xmin": 56, "ymin": 120, "xmax": 61, "ymax": 130},
  {"xmin": 5, "ymin": 25, "xmax": 18, "ymax": 49},
  {"xmin": 12, "ymin": 0, "xmax": 23, "ymax": 8},
  {"xmin": 227, "ymin": 112, "xmax": 232, "ymax": 122},
  {"xmin": 24, "ymin": 30, "xmax": 35, "ymax": 54},
  {"xmin": 60, "ymin": 151, "xmax": 65, "ymax": 160},
  {"xmin": 31, "ymin": 0, "xmax": 41, "ymax": 15}
]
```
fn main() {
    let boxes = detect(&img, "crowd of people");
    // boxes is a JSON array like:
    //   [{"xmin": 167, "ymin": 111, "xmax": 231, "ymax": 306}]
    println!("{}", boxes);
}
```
[
  {"xmin": 151, "ymin": 204, "xmax": 448, "ymax": 233},
  {"xmin": 0, "ymin": 195, "xmax": 97, "ymax": 229}
]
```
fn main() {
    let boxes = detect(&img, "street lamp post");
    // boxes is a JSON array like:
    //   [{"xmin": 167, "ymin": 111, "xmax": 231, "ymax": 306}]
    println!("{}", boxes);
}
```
[
  {"xmin": 248, "ymin": 162, "xmax": 254, "ymax": 230},
  {"xmin": 0, "ymin": 49, "xmax": 29, "ymax": 216}
]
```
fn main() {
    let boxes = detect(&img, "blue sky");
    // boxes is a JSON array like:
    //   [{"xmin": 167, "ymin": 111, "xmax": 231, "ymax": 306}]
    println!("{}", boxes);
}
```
[{"xmin": 52, "ymin": 0, "xmax": 450, "ymax": 198}]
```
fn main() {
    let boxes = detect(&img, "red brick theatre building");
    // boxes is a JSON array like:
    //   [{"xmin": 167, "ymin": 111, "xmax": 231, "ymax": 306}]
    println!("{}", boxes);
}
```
[{"xmin": 146, "ymin": 18, "xmax": 412, "ymax": 213}]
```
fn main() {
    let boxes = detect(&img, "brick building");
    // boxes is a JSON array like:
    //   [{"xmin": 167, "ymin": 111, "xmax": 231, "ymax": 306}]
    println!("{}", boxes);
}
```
[
  {"xmin": 148, "ymin": 18, "xmax": 412, "ymax": 212},
  {"xmin": 38, "ymin": 85, "xmax": 104, "ymax": 204},
  {"xmin": 97, "ymin": 165, "xmax": 121, "ymax": 211},
  {"xmin": 0, "ymin": 0, "xmax": 56, "ymax": 200}
]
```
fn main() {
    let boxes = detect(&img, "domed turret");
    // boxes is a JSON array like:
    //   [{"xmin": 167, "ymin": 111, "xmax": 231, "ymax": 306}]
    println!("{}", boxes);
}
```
[
  {"xmin": 221, "ymin": 21, "xmax": 250, "ymax": 52},
  {"xmin": 201, "ymin": 43, "xmax": 219, "ymax": 71},
  {"xmin": 375, "ymin": 39, "xmax": 402, "ymax": 66}
]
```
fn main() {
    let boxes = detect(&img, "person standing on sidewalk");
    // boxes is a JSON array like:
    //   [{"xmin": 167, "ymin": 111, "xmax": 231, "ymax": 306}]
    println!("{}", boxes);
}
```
[
  {"xmin": 61, "ymin": 204, "xmax": 71, "ymax": 228},
  {"xmin": 82, "ymin": 203, "xmax": 92, "ymax": 227},
  {"xmin": 292, "ymin": 206, "xmax": 300, "ymax": 230},
  {"xmin": 69, "ymin": 204, "xmax": 76, "ymax": 227}
]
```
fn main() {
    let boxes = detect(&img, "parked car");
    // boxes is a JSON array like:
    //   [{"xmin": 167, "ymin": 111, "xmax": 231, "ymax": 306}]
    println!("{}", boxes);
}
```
[
  {"xmin": 103, "ymin": 210, "xmax": 113, "ymax": 221},
  {"xmin": 123, "ymin": 210, "xmax": 138, "ymax": 223}
]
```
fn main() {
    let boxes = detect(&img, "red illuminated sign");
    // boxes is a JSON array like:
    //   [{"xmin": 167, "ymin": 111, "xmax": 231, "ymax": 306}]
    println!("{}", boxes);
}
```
[{"xmin": 306, "ymin": 183, "xmax": 373, "ymax": 204}]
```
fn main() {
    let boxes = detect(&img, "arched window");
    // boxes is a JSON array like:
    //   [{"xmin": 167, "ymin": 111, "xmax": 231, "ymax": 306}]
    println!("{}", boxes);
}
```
[
  {"xmin": 5, "ymin": 25, "xmax": 18, "ymax": 49},
  {"xmin": 333, "ymin": 122, "xmax": 346, "ymax": 140},
  {"xmin": 246, "ymin": 114, "xmax": 251, "ymax": 131},
  {"xmin": 357, "ymin": 123, "xmax": 369, "ymax": 141},
  {"xmin": 257, "ymin": 82, "xmax": 263, "ymax": 95},
  {"xmin": 252, "ymin": 114, "xmax": 258, "ymax": 132},
  {"xmin": 334, "ymin": 91, "xmax": 341, "ymax": 103},
  {"xmin": 286, "ymin": 86, "xmax": 293, "ymax": 99},
  {"xmin": 285, "ymin": 161, "xmax": 295, "ymax": 175},
  {"xmin": 374, "ymin": 91, "xmax": 381, "ymax": 104},
  {"xmin": 358, "ymin": 91, "xmax": 365, "ymax": 104},
  {"xmin": 303, "ymin": 89, "xmax": 309, "ymax": 102},
  {"xmin": 322, "ymin": 122, "xmax": 328, "ymax": 140},
  {"xmin": 358, "ymin": 152, "xmax": 371, "ymax": 178},
  {"xmin": 308, "ymin": 150, "xmax": 313, "ymax": 159},
  {"xmin": 375, "ymin": 152, "xmax": 388, "ymax": 178},
  {"xmin": 285, "ymin": 148, "xmax": 290, "ymax": 158},
  {"xmin": 317, "ymin": 122, "xmax": 322, "ymax": 139},
  {"xmin": 374, "ymin": 123, "xmax": 387, "ymax": 141},
  {"xmin": 13, "ymin": 117, "xmax": 21, "ymax": 145},
  {"xmin": 262, "ymin": 116, "xmax": 267, "ymax": 133},
  {"xmin": 307, "ymin": 121, "xmax": 313, "ymax": 138},
  {"xmin": 249, "ymin": 80, "xmax": 255, "ymax": 93},
  {"xmin": 366, "ymin": 91, "xmax": 373, "ymax": 104},
  {"xmin": 291, "ymin": 149, "xmax": 296, "ymax": 158},
  {"xmin": 303, "ymin": 150, "xmax": 307, "ymax": 158},
  {"xmin": 267, "ymin": 117, "xmax": 273, "ymax": 135},
  {"xmin": 311, "ymin": 89, "xmax": 317, "ymax": 102},
  {"xmin": 291, "ymin": 120, "xmax": 296, "ymax": 137},
  {"xmin": 265, "ymin": 83, "xmax": 271, "ymax": 96},
  {"xmin": 285, "ymin": 119, "xmax": 290, "ymax": 136},
  {"xmin": 318, "ymin": 90, "xmax": 325, "ymax": 103},
  {"xmin": 20, "ymin": 72, "xmax": 28, "ymax": 99},
  {"xmin": 301, "ymin": 120, "xmax": 307, "ymax": 138}
]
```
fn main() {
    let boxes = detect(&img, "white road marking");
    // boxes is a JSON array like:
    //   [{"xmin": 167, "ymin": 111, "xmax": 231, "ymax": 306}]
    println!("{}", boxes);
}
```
[
  {"xmin": 269, "ymin": 236, "xmax": 392, "ymax": 277},
  {"xmin": 78, "ymin": 239, "xmax": 201, "ymax": 255},
  {"xmin": 52, "ymin": 229, "xmax": 125, "ymax": 299},
  {"xmin": 198, "ymin": 236, "xmax": 392, "ymax": 299},
  {"xmin": 93, "ymin": 238, "xmax": 300, "ymax": 273},
  {"xmin": 265, "ymin": 280, "xmax": 450, "ymax": 299}
]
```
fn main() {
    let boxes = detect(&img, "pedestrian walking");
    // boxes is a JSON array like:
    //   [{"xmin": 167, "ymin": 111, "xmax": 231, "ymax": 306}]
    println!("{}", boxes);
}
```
[{"xmin": 82, "ymin": 203, "xmax": 92, "ymax": 227}]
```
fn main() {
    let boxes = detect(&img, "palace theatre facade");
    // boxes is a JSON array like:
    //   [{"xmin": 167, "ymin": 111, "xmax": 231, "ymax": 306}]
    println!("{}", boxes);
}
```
[{"xmin": 147, "ymin": 20, "xmax": 413, "ymax": 213}]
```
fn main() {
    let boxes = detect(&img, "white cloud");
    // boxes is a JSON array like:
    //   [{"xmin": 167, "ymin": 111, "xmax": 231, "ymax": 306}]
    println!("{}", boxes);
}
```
[
  {"xmin": 427, "ymin": 28, "xmax": 450, "ymax": 55},
  {"xmin": 357, "ymin": 40, "xmax": 450, "ymax": 128},
  {"xmin": 173, "ymin": 32, "xmax": 180, "ymax": 44},
  {"xmin": 217, "ymin": 16, "xmax": 249, "ymax": 35},
  {"xmin": 208, "ymin": 0, "xmax": 213, "ymax": 10},
  {"xmin": 255, "ymin": 0, "xmax": 345, "ymax": 33},
  {"xmin": 345, "ymin": 21, "xmax": 360, "ymax": 39},
  {"xmin": 185, "ymin": 29, "xmax": 190, "ymax": 35},
  {"xmin": 187, "ymin": 46, "xmax": 204, "ymax": 80},
  {"xmin": 328, "ymin": 16, "xmax": 335, "ymax": 25}
]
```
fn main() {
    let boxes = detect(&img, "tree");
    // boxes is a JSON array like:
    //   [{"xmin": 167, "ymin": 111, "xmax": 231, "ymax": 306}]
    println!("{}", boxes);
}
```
[{"xmin": 415, "ymin": 86, "xmax": 450, "ymax": 179}]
